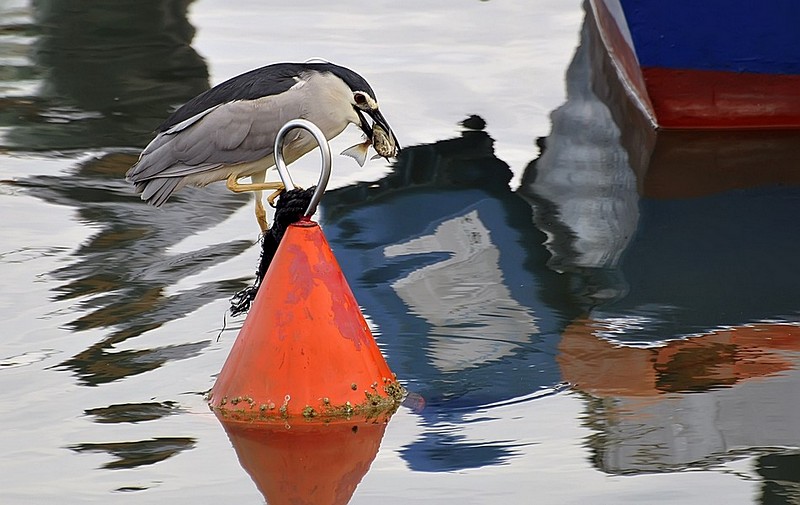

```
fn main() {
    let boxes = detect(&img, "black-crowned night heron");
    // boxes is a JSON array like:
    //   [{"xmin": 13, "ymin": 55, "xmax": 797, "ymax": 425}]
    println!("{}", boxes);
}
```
[{"xmin": 125, "ymin": 61, "xmax": 399, "ymax": 230}]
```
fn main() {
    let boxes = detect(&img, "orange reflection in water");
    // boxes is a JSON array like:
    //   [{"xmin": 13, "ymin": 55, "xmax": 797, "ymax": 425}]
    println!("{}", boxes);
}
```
[
  {"xmin": 559, "ymin": 320, "xmax": 800, "ymax": 397},
  {"xmin": 216, "ymin": 416, "xmax": 389, "ymax": 505}
]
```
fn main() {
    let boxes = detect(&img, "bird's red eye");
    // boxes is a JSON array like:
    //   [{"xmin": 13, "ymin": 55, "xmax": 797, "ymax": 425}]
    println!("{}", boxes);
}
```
[{"xmin": 354, "ymin": 93, "xmax": 367, "ymax": 105}]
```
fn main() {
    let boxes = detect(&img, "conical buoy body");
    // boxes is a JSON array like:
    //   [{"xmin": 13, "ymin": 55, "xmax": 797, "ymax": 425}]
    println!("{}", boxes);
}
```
[{"xmin": 210, "ymin": 220, "xmax": 403, "ymax": 421}]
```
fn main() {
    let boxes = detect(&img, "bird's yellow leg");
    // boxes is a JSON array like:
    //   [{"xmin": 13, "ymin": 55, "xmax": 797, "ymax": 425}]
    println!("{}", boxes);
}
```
[
  {"xmin": 225, "ymin": 173, "xmax": 292, "ymax": 207},
  {"xmin": 254, "ymin": 198, "xmax": 268, "ymax": 232},
  {"xmin": 226, "ymin": 173, "xmax": 282, "ymax": 232},
  {"xmin": 225, "ymin": 173, "xmax": 284, "ymax": 193},
  {"xmin": 250, "ymin": 172, "xmax": 268, "ymax": 232}
]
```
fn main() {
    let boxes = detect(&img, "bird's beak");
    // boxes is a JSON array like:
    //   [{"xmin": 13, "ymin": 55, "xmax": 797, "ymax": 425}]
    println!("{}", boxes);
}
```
[{"xmin": 356, "ymin": 109, "xmax": 373, "ymax": 139}]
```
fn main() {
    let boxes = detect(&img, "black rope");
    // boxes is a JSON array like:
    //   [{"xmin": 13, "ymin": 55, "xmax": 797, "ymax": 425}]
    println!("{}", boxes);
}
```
[{"xmin": 229, "ymin": 187, "xmax": 315, "ymax": 316}]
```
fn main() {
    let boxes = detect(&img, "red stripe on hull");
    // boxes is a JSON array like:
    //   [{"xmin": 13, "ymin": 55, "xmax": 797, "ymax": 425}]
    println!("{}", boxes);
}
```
[{"xmin": 642, "ymin": 67, "xmax": 800, "ymax": 129}]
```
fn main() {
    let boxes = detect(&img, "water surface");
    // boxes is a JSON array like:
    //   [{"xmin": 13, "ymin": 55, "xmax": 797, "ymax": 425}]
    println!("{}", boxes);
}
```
[{"xmin": 1, "ymin": 1, "xmax": 799, "ymax": 503}]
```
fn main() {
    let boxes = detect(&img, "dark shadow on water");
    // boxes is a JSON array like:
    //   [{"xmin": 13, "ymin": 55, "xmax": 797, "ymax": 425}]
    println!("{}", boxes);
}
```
[
  {"xmin": 757, "ymin": 452, "xmax": 800, "ymax": 505},
  {"xmin": 1, "ymin": 0, "xmax": 208, "ymax": 150},
  {"xmin": 85, "ymin": 401, "xmax": 184, "ymax": 424},
  {"xmin": 20, "ymin": 124, "xmax": 252, "ymax": 388},
  {"xmin": 0, "ymin": 3, "xmax": 265, "ymax": 484},
  {"xmin": 68, "ymin": 437, "xmax": 196, "ymax": 470},
  {"xmin": 2, "ymin": 3, "xmax": 254, "ymax": 385}
]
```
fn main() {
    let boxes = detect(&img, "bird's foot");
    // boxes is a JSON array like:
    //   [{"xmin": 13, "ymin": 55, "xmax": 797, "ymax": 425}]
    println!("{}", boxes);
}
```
[{"xmin": 266, "ymin": 186, "xmax": 284, "ymax": 207}]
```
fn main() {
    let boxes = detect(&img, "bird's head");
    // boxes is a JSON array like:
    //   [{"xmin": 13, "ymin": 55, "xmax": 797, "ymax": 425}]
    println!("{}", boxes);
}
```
[{"xmin": 321, "ymin": 63, "xmax": 400, "ymax": 159}]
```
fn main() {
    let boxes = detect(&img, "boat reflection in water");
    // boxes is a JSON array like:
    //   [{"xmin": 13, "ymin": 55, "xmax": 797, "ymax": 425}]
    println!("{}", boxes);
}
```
[{"xmin": 521, "ymin": 3, "xmax": 800, "ymax": 498}]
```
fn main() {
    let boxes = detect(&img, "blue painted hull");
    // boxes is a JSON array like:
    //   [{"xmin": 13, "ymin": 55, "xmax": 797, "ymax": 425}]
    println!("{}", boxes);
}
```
[{"xmin": 592, "ymin": 0, "xmax": 800, "ymax": 128}]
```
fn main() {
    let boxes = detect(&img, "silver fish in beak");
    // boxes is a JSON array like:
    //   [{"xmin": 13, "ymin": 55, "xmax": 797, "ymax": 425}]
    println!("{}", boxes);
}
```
[
  {"xmin": 342, "ymin": 109, "xmax": 399, "ymax": 166},
  {"xmin": 341, "ymin": 123, "xmax": 398, "ymax": 166},
  {"xmin": 371, "ymin": 122, "xmax": 397, "ymax": 158}
]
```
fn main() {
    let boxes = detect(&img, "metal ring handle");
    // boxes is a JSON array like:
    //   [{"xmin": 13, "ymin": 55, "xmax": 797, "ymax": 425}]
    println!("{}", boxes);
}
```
[{"xmin": 273, "ymin": 119, "xmax": 332, "ymax": 218}]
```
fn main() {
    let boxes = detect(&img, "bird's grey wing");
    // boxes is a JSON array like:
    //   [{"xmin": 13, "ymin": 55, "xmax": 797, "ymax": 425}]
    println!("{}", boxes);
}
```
[
  {"xmin": 127, "ymin": 96, "xmax": 306, "ymax": 183},
  {"xmin": 125, "ymin": 63, "xmax": 315, "ymax": 206}
]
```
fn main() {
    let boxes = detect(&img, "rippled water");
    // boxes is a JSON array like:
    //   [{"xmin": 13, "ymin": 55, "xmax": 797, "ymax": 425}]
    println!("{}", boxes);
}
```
[{"xmin": 2, "ymin": 1, "xmax": 800, "ymax": 504}]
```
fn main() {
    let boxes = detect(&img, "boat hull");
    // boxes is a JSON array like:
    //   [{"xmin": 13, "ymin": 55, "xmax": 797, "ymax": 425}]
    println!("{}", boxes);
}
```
[{"xmin": 590, "ymin": 0, "xmax": 800, "ymax": 129}]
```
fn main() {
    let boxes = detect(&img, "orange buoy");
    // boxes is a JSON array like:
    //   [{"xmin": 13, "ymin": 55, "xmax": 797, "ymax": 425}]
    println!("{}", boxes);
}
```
[
  {"xmin": 209, "ymin": 119, "xmax": 403, "ymax": 422},
  {"xmin": 218, "ymin": 418, "xmax": 387, "ymax": 505},
  {"xmin": 210, "ymin": 219, "xmax": 403, "ymax": 421}
]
